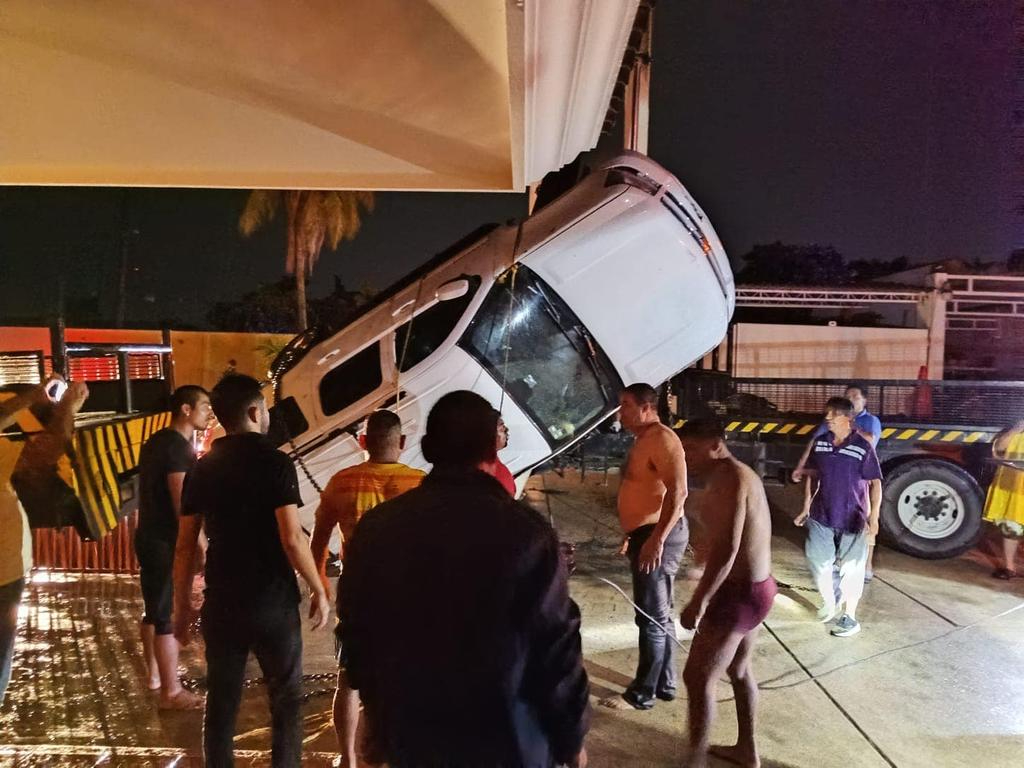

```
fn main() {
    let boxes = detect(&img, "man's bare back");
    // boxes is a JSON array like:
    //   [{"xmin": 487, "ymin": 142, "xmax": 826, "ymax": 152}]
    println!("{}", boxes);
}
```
[
  {"xmin": 677, "ymin": 420, "xmax": 775, "ymax": 768},
  {"xmin": 702, "ymin": 458, "xmax": 772, "ymax": 587}
]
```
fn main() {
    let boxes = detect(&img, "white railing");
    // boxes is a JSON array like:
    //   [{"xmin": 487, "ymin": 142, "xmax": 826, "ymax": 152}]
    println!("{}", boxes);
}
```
[{"xmin": 736, "ymin": 275, "xmax": 1024, "ymax": 321}]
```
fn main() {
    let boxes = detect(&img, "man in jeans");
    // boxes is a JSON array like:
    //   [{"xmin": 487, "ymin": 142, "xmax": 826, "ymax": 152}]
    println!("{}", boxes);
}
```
[
  {"xmin": 795, "ymin": 396, "xmax": 882, "ymax": 638},
  {"xmin": 174, "ymin": 374, "xmax": 329, "ymax": 767},
  {"xmin": 615, "ymin": 383, "xmax": 688, "ymax": 710},
  {"xmin": 792, "ymin": 383, "xmax": 883, "ymax": 580}
]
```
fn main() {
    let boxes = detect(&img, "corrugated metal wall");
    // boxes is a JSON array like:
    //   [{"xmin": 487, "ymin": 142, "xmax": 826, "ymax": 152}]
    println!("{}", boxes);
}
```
[{"xmin": 31, "ymin": 510, "xmax": 140, "ymax": 574}]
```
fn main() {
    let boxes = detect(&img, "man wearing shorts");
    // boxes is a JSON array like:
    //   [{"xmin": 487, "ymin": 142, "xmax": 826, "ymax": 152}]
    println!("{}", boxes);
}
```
[
  {"xmin": 135, "ymin": 384, "xmax": 211, "ymax": 709},
  {"xmin": 616, "ymin": 382, "xmax": 688, "ymax": 710},
  {"xmin": 677, "ymin": 419, "xmax": 775, "ymax": 768},
  {"xmin": 795, "ymin": 397, "xmax": 882, "ymax": 638},
  {"xmin": 310, "ymin": 409, "xmax": 424, "ymax": 767}
]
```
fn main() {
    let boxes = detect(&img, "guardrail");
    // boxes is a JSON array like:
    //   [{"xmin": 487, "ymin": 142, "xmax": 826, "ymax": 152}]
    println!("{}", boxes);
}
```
[{"xmin": 723, "ymin": 377, "xmax": 1024, "ymax": 430}]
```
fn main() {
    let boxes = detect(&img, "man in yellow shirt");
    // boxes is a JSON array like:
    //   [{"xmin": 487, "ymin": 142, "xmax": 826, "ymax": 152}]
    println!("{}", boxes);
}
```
[{"xmin": 311, "ymin": 409, "xmax": 424, "ymax": 767}]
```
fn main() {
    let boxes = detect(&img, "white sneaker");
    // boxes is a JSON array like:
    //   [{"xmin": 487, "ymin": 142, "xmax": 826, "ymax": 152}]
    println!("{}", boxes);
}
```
[{"xmin": 830, "ymin": 614, "xmax": 861, "ymax": 637}]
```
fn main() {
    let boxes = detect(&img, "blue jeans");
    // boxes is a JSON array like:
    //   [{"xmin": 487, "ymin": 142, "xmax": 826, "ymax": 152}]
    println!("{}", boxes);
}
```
[
  {"xmin": 0, "ymin": 578, "xmax": 25, "ymax": 707},
  {"xmin": 805, "ymin": 518, "xmax": 867, "ymax": 612},
  {"xmin": 201, "ymin": 597, "xmax": 304, "ymax": 767},
  {"xmin": 627, "ymin": 520, "xmax": 688, "ymax": 699}
]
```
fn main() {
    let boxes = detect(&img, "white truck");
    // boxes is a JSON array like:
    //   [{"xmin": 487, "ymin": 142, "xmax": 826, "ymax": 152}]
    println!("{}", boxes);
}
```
[{"xmin": 266, "ymin": 152, "xmax": 735, "ymax": 520}]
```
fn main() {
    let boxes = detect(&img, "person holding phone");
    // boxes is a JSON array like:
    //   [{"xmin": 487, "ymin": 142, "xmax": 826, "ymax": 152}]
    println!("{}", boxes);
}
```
[{"xmin": 1, "ymin": 376, "xmax": 88, "ymax": 705}]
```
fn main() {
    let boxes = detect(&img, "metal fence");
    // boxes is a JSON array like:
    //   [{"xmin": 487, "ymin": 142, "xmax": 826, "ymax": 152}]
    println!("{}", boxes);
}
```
[
  {"xmin": 725, "ymin": 378, "xmax": 1024, "ymax": 429},
  {"xmin": 0, "ymin": 351, "xmax": 46, "ymax": 386}
]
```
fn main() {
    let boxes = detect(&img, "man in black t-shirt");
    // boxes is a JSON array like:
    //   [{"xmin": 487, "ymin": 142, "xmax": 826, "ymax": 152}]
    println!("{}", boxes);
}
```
[
  {"xmin": 174, "ymin": 374, "xmax": 329, "ymax": 768},
  {"xmin": 135, "ymin": 384, "xmax": 211, "ymax": 710},
  {"xmin": 339, "ymin": 391, "xmax": 590, "ymax": 768}
]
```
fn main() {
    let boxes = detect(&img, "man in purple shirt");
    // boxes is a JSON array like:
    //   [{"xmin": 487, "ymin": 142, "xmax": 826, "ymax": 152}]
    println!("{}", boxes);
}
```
[
  {"xmin": 794, "ymin": 397, "xmax": 882, "ymax": 638},
  {"xmin": 791, "ymin": 384, "xmax": 883, "ymax": 580}
]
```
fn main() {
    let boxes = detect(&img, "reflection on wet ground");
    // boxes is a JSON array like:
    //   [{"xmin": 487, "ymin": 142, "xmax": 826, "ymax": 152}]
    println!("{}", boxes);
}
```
[
  {"xmin": 0, "ymin": 572, "xmax": 341, "ymax": 767},
  {"xmin": 4, "ymin": 471, "xmax": 1024, "ymax": 767}
]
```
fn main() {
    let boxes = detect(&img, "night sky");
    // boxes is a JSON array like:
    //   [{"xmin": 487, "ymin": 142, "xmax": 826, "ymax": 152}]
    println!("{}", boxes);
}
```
[{"xmin": 1, "ymin": 1, "xmax": 1019, "ymax": 328}]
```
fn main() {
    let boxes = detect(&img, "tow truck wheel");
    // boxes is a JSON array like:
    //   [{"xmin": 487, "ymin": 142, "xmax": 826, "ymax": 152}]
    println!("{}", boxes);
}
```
[{"xmin": 880, "ymin": 460, "xmax": 983, "ymax": 559}]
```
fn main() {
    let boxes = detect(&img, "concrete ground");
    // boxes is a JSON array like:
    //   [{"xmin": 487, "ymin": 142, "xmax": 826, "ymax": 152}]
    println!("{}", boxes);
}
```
[{"xmin": 2, "ymin": 469, "xmax": 1023, "ymax": 767}]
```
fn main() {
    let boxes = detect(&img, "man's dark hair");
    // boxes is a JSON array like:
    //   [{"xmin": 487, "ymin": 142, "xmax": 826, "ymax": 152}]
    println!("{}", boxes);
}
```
[
  {"xmin": 844, "ymin": 383, "xmax": 867, "ymax": 399},
  {"xmin": 169, "ymin": 385, "xmax": 208, "ymax": 417},
  {"xmin": 622, "ymin": 382, "xmax": 658, "ymax": 408},
  {"xmin": 211, "ymin": 374, "xmax": 263, "ymax": 432},
  {"xmin": 365, "ymin": 409, "xmax": 402, "ymax": 453},
  {"xmin": 421, "ymin": 390, "xmax": 498, "ymax": 468},
  {"xmin": 825, "ymin": 396, "xmax": 854, "ymax": 417},
  {"xmin": 676, "ymin": 417, "xmax": 725, "ymax": 442}
]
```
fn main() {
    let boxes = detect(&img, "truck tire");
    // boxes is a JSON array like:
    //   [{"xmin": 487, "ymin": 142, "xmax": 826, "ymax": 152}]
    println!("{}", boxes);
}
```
[{"xmin": 880, "ymin": 459, "xmax": 983, "ymax": 559}]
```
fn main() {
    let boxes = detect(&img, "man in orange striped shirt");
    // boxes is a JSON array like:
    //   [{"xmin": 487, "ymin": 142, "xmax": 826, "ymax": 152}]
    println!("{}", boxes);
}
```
[{"xmin": 310, "ymin": 409, "xmax": 423, "ymax": 768}]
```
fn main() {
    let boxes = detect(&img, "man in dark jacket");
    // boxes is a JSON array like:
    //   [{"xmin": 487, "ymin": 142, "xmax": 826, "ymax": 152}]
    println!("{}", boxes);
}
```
[{"xmin": 339, "ymin": 391, "xmax": 590, "ymax": 768}]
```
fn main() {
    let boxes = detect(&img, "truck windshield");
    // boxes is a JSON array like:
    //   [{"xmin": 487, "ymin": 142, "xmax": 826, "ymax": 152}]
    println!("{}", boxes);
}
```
[{"xmin": 460, "ymin": 266, "xmax": 621, "ymax": 449}]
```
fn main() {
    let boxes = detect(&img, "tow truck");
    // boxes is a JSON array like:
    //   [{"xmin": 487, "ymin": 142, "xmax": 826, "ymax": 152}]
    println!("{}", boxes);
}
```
[{"xmin": 669, "ymin": 369, "xmax": 1017, "ymax": 559}]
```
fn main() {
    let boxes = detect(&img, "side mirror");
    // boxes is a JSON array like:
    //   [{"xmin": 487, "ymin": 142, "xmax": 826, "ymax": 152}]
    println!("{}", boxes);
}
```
[{"xmin": 436, "ymin": 279, "xmax": 470, "ymax": 302}]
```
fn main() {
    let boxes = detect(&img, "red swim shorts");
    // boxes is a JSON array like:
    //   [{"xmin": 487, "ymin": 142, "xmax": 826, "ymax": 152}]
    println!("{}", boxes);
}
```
[{"xmin": 703, "ymin": 577, "xmax": 778, "ymax": 634}]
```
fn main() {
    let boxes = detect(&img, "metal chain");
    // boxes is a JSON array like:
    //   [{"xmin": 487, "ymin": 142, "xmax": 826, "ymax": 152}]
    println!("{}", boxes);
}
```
[
  {"xmin": 395, "ymin": 277, "xmax": 427, "ymax": 411},
  {"xmin": 269, "ymin": 373, "xmax": 323, "ymax": 495},
  {"xmin": 180, "ymin": 672, "xmax": 338, "ymax": 704},
  {"xmin": 497, "ymin": 221, "xmax": 525, "ymax": 415}
]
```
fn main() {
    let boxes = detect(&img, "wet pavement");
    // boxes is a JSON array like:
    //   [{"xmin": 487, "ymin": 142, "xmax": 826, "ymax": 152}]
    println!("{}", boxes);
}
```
[{"xmin": 2, "ymin": 469, "xmax": 1023, "ymax": 766}]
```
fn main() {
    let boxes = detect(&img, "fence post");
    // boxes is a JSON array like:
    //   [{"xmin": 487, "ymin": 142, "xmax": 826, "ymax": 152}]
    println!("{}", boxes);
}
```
[
  {"xmin": 118, "ymin": 351, "xmax": 133, "ymax": 413},
  {"xmin": 49, "ymin": 320, "xmax": 66, "ymax": 377}
]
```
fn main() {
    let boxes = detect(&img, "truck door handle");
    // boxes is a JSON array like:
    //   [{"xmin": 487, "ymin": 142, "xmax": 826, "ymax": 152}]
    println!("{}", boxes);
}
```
[{"xmin": 391, "ymin": 299, "xmax": 416, "ymax": 317}]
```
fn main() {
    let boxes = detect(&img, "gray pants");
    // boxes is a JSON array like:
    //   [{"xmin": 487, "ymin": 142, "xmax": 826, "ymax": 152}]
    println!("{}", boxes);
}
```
[
  {"xmin": 805, "ymin": 518, "xmax": 867, "ymax": 612},
  {"xmin": 627, "ymin": 520, "xmax": 688, "ymax": 699}
]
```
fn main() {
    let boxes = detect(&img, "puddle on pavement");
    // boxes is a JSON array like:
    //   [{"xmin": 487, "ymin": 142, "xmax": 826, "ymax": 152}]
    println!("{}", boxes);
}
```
[{"xmin": 0, "ymin": 574, "xmax": 339, "ymax": 766}]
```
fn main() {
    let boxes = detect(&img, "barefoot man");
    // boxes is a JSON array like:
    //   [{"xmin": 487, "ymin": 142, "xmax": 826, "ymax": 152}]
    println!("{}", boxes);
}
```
[
  {"xmin": 615, "ymin": 383, "xmax": 689, "ymax": 710},
  {"xmin": 677, "ymin": 419, "xmax": 775, "ymax": 768}
]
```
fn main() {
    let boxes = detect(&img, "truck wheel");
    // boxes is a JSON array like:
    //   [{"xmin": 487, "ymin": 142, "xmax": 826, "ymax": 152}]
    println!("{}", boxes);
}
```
[{"xmin": 880, "ymin": 460, "xmax": 983, "ymax": 559}]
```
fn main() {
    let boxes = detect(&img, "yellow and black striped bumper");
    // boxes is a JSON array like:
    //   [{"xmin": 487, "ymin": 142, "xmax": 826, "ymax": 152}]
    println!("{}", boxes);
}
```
[{"xmin": 674, "ymin": 419, "xmax": 997, "ymax": 445}]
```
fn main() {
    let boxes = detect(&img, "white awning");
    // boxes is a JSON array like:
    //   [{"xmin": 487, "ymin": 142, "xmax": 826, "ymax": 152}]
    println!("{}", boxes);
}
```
[{"xmin": 0, "ymin": 0, "xmax": 639, "ymax": 191}]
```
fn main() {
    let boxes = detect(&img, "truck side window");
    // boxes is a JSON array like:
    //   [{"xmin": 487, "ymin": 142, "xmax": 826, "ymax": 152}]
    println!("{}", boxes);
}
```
[
  {"xmin": 394, "ymin": 277, "xmax": 480, "ymax": 373},
  {"xmin": 319, "ymin": 343, "xmax": 383, "ymax": 416}
]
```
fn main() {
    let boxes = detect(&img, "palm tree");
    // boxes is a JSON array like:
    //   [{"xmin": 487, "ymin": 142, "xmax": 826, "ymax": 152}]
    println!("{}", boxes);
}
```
[{"xmin": 239, "ymin": 190, "xmax": 375, "ymax": 330}]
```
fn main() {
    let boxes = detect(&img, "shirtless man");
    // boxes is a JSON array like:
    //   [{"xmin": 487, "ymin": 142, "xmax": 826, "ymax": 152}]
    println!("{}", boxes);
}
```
[
  {"xmin": 615, "ymin": 383, "xmax": 689, "ymax": 710},
  {"xmin": 677, "ymin": 419, "xmax": 775, "ymax": 768}
]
